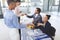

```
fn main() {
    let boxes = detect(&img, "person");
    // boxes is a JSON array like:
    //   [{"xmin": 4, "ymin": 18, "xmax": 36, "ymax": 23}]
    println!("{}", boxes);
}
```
[
  {"xmin": 15, "ymin": 0, "xmax": 21, "ymax": 16},
  {"xmin": 15, "ymin": 0, "xmax": 21, "ymax": 22},
  {"xmin": 3, "ymin": 0, "xmax": 26, "ymax": 40},
  {"xmin": 24, "ymin": 8, "xmax": 52, "ymax": 40},
  {"xmin": 14, "ymin": 0, "xmax": 21, "ymax": 40},
  {"xmin": 26, "ymin": 15, "xmax": 52, "ymax": 40},
  {"xmin": 37, "ymin": 15, "xmax": 55, "ymax": 40},
  {"xmin": 13, "ymin": 0, "xmax": 21, "ymax": 23},
  {"xmin": 25, "ymin": 8, "xmax": 42, "ymax": 29}
]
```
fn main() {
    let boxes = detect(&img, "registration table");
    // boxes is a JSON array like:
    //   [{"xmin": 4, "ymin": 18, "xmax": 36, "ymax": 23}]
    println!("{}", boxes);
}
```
[
  {"xmin": 21, "ymin": 28, "xmax": 52, "ymax": 40},
  {"xmin": 20, "ymin": 16, "xmax": 33, "ymax": 40},
  {"xmin": 20, "ymin": 16, "xmax": 51, "ymax": 40}
]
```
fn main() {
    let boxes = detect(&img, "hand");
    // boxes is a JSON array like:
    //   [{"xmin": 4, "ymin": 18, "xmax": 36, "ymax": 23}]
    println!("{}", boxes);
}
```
[
  {"xmin": 20, "ymin": 14, "xmax": 25, "ymax": 16},
  {"xmin": 27, "ymin": 23, "xmax": 35, "ymax": 29},
  {"xmin": 20, "ymin": 13, "xmax": 27, "ymax": 16},
  {"xmin": 37, "ymin": 23, "xmax": 44, "ymax": 26},
  {"xmin": 37, "ymin": 23, "xmax": 41, "ymax": 26},
  {"xmin": 32, "ymin": 20, "xmax": 34, "ymax": 23},
  {"xmin": 27, "ymin": 24, "xmax": 35, "ymax": 27},
  {"xmin": 24, "ymin": 13, "xmax": 27, "ymax": 16},
  {"xmin": 31, "ymin": 24, "xmax": 35, "ymax": 27},
  {"xmin": 37, "ymin": 23, "xmax": 40, "ymax": 26}
]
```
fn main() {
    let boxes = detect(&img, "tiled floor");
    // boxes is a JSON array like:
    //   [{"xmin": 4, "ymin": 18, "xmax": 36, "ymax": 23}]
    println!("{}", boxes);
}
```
[{"xmin": 0, "ymin": 14, "xmax": 60, "ymax": 40}]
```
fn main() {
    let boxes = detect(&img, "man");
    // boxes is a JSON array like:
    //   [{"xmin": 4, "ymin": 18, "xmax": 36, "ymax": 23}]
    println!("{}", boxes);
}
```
[
  {"xmin": 25, "ymin": 8, "xmax": 42, "ymax": 29},
  {"xmin": 15, "ymin": 0, "xmax": 21, "ymax": 16},
  {"xmin": 13, "ymin": 0, "xmax": 21, "ymax": 22},
  {"xmin": 15, "ymin": 0, "xmax": 21, "ymax": 22},
  {"xmin": 3, "ymin": 0, "xmax": 26, "ymax": 40},
  {"xmin": 14, "ymin": 0, "xmax": 22, "ymax": 40}
]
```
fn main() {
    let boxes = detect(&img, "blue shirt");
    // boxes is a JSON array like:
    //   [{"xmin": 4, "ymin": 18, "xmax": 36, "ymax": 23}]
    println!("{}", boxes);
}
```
[{"xmin": 3, "ymin": 9, "xmax": 26, "ymax": 29}]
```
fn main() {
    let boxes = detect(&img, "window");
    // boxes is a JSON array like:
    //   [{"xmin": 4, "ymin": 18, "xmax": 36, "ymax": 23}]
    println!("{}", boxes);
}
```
[
  {"xmin": 0, "ymin": 0, "xmax": 3, "ymax": 18},
  {"xmin": 21, "ymin": 0, "xmax": 25, "ymax": 2},
  {"xmin": 55, "ymin": 0, "xmax": 59, "ymax": 5}
]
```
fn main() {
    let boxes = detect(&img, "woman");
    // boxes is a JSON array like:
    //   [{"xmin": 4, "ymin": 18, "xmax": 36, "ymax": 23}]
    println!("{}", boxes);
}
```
[{"xmin": 37, "ymin": 15, "xmax": 54, "ymax": 40}]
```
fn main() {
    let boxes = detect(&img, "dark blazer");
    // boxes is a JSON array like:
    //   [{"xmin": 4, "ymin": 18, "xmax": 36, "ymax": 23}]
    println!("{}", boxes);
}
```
[
  {"xmin": 35, "ymin": 21, "xmax": 56, "ymax": 40},
  {"xmin": 39, "ymin": 21, "xmax": 52, "ymax": 35},
  {"xmin": 27, "ymin": 14, "xmax": 42, "ymax": 27}
]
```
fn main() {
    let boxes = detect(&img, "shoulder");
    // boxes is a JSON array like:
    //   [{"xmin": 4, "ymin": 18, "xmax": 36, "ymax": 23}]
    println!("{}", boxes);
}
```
[
  {"xmin": 12, "ymin": 12, "xmax": 18, "ymax": 19},
  {"xmin": 4, "ymin": 9, "xmax": 16, "ymax": 18},
  {"xmin": 38, "ymin": 14, "xmax": 42, "ymax": 16},
  {"xmin": 38, "ymin": 14, "xmax": 42, "ymax": 18},
  {"xmin": 3, "ymin": 9, "xmax": 10, "ymax": 17},
  {"xmin": 47, "ymin": 21, "xmax": 51, "ymax": 25},
  {"xmin": 45, "ymin": 21, "xmax": 51, "ymax": 27}
]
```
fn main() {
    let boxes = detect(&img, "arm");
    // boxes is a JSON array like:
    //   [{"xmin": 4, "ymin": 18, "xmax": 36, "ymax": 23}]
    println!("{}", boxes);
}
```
[
  {"xmin": 34, "ymin": 23, "xmax": 45, "ymax": 29},
  {"xmin": 12, "ymin": 15, "xmax": 26, "ymax": 29},
  {"xmin": 26, "ymin": 14, "xmax": 33, "ymax": 18},
  {"xmin": 39, "ymin": 23, "xmax": 51, "ymax": 33},
  {"xmin": 37, "ymin": 23, "xmax": 45, "ymax": 26}
]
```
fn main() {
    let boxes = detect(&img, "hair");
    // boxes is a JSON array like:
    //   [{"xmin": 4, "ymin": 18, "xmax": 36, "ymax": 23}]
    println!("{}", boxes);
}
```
[
  {"xmin": 36, "ymin": 8, "xmax": 41, "ymax": 13},
  {"xmin": 7, "ymin": 0, "xmax": 17, "ymax": 5},
  {"xmin": 46, "ymin": 15, "xmax": 51, "ymax": 20},
  {"xmin": 16, "ymin": 0, "xmax": 21, "ymax": 2}
]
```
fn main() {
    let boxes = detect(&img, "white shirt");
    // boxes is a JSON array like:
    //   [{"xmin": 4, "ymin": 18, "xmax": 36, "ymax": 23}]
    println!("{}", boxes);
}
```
[{"xmin": 35, "ymin": 14, "xmax": 38, "ymax": 18}]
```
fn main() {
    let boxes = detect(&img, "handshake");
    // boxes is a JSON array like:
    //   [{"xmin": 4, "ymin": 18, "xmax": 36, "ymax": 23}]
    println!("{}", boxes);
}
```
[{"xmin": 20, "ymin": 13, "xmax": 27, "ymax": 16}]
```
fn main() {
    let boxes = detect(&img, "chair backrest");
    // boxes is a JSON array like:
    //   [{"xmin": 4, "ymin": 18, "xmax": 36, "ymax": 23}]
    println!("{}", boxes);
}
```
[{"xmin": 49, "ymin": 26, "xmax": 56, "ymax": 36}]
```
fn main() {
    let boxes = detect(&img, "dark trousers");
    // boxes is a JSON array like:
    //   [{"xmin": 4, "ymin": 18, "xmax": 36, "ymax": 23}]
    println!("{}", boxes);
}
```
[
  {"xmin": 18, "ymin": 17, "xmax": 21, "ymax": 40},
  {"xmin": 19, "ymin": 29, "xmax": 21, "ymax": 40}
]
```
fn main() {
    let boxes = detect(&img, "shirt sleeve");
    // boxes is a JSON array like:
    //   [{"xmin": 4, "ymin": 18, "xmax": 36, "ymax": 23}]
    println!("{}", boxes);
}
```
[
  {"xmin": 12, "ymin": 15, "xmax": 26, "ymax": 29},
  {"xmin": 27, "ymin": 15, "xmax": 34, "ymax": 18}
]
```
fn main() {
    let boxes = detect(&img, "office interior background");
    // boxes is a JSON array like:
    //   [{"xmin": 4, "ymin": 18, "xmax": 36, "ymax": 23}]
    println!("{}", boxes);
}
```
[{"xmin": 0, "ymin": 0, "xmax": 60, "ymax": 40}]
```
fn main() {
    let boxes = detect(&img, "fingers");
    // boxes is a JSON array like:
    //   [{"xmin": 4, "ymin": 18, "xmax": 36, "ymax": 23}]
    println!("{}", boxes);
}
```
[
  {"xmin": 20, "ymin": 13, "xmax": 27, "ymax": 16},
  {"xmin": 27, "ymin": 24, "xmax": 35, "ymax": 29},
  {"xmin": 37, "ymin": 23, "xmax": 41, "ymax": 26},
  {"xmin": 20, "ymin": 14, "xmax": 25, "ymax": 16},
  {"xmin": 24, "ymin": 14, "xmax": 27, "ymax": 15}
]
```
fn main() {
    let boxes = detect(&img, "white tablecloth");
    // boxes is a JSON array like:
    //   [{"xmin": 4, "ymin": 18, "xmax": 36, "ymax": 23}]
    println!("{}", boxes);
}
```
[{"xmin": 21, "ymin": 28, "xmax": 52, "ymax": 40}]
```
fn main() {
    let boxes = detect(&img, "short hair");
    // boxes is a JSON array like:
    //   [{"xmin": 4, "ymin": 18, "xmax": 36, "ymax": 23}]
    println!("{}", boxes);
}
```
[
  {"xmin": 36, "ymin": 8, "xmax": 41, "ymax": 13},
  {"xmin": 16, "ymin": 0, "xmax": 21, "ymax": 2},
  {"xmin": 46, "ymin": 15, "xmax": 51, "ymax": 20},
  {"xmin": 7, "ymin": 0, "xmax": 17, "ymax": 5}
]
